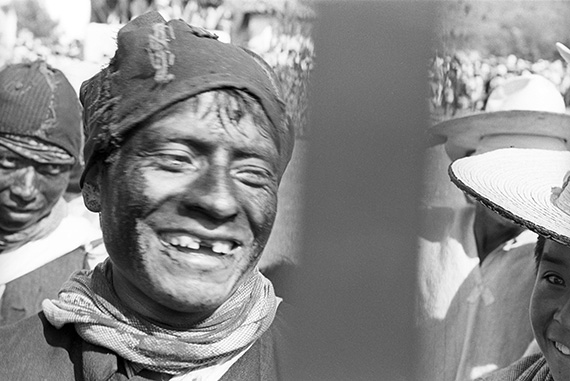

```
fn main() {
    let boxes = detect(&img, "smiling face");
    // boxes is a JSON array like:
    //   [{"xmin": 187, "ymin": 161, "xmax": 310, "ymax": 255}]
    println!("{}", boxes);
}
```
[
  {"xmin": 531, "ymin": 239, "xmax": 570, "ymax": 380},
  {"xmin": 85, "ymin": 91, "xmax": 281, "ymax": 324},
  {"xmin": 0, "ymin": 147, "xmax": 71, "ymax": 233}
]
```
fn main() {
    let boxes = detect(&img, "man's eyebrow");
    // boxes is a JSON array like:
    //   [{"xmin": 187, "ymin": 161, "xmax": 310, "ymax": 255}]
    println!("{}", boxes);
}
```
[{"xmin": 541, "ymin": 252, "xmax": 569, "ymax": 267}]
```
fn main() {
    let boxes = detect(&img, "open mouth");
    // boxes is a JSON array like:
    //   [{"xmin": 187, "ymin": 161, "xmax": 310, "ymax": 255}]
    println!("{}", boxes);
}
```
[
  {"xmin": 554, "ymin": 341, "xmax": 570, "ymax": 356},
  {"xmin": 159, "ymin": 232, "xmax": 239, "ymax": 255}
]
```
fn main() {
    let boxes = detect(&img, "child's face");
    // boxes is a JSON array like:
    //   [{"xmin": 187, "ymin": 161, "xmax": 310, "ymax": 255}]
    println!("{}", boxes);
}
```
[{"xmin": 531, "ymin": 239, "xmax": 570, "ymax": 380}]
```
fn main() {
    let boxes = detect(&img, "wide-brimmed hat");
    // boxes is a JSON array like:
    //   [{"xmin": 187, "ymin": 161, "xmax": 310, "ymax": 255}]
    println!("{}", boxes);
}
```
[
  {"xmin": 449, "ymin": 148, "xmax": 570, "ymax": 245},
  {"xmin": 431, "ymin": 74, "xmax": 570, "ymax": 160}
]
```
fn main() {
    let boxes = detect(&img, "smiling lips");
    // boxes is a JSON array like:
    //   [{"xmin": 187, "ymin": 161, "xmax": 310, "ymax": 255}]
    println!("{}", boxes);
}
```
[
  {"xmin": 160, "ymin": 233, "xmax": 237, "ymax": 255},
  {"xmin": 555, "ymin": 341, "xmax": 570, "ymax": 356}
]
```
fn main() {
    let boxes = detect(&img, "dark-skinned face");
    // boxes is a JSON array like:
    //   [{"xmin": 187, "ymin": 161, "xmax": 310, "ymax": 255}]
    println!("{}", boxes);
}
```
[
  {"xmin": 86, "ymin": 93, "xmax": 281, "ymax": 322},
  {"xmin": 0, "ymin": 146, "xmax": 70, "ymax": 233},
  {"xmin": 531, "ymin": 239, "xmax": 570, "ymax": 381}
]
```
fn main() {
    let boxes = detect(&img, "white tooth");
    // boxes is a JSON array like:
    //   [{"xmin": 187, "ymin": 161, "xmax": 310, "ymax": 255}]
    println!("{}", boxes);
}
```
[
  {"xmin": 179, "ymin": 236, "xmax": 200, "ymax": 249},
  {"xmin": 169, "ymin": 236, "xmax": 181, "ymax": 246},
  {"xmin": 556, "ymin": 342, "xmax": 570, "ymax": 355},
  {"xmin": 212, "ymin": 241, "xmax": 232, "ymax": 254}
]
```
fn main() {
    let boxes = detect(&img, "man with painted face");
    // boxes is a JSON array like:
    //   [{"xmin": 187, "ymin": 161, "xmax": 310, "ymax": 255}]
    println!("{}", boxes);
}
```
[
  {"xmin": 0, "ymin": 11, "xmax": 295, "ymax": 380},
  {"xmin": 0, "ymin": 61, "xmax": 101, "ymax": 326}
]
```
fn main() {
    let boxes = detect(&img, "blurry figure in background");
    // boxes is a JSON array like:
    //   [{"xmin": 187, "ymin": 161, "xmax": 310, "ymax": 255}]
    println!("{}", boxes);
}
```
[
  {"xmin": 418, "ymin": 73, "xmax": 570, "ymax": 381},
  {"xmin": 449, "ymin": 149, "xmax": 570, "ymax": 381},
  {"xmin": 0, "ymin": 0, "xmax": 17, "ymax": 68},
  {"xmin": 0, "ymin": 61, "xmax": 102, "ymax": 326},
  {"xmin": 0, "ymin": 12, "xmax": 295, "ymax": 379}
]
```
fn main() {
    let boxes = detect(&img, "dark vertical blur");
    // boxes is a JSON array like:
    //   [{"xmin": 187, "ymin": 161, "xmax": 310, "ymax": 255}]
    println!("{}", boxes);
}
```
[{"xmin": 288, "ymin": 2, "xmax": 434, "ymax": 380}]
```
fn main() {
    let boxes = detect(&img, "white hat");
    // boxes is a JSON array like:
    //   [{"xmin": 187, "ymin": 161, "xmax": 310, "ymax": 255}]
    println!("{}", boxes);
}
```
[
  {"xmin": 431, "ymin": 74, "xmax": 570, "ymax": 160},
  {"xmin": 449, "ymin": 148, "xmax": 570, "ymax": 245},
  {"xmin": 557, "ymin": 42, "xmax": 570, "ymax": 64}
]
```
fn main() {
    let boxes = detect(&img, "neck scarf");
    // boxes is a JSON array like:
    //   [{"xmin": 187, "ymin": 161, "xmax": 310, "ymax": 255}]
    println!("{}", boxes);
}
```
[
  {"xmin": 0, "ymin": 197, "xmax": 66, "ymax": 253},
  {"xmin": 42, "ymin": 260, "xmax": 278, "ymax": 375}
]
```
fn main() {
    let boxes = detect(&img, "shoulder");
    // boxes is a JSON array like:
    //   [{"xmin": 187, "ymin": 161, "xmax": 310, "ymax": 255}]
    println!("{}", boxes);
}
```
[
  {"xmin": 221, "ymin": 302, "xmax": 296, "ymax": 380},
  {"xmin": 478, "ymin": 354, "xmax": 549, "ymax": 381},
  {"xmin": 0, "ymin": 312, "xmax": 80, "ymax": 379}
]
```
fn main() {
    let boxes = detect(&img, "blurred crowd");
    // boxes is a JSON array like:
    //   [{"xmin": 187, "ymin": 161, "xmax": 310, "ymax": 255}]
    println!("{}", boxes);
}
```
[
  {"xmin": 429, "ymin": 50, "xmax": 570, "ymax": 119},
  {"xmin": 0, "ymin": 0, "xmax": 314, "ymax": 136}
]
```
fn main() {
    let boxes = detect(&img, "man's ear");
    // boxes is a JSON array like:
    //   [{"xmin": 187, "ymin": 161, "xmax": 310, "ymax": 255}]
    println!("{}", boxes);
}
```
[{"xmin": 82, "ymin": 162, "xmax": 102, "ymax": 213}]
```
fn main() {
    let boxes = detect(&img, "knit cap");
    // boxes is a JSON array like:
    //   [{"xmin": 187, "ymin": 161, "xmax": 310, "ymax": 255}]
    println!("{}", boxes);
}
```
[
  {"xmin": 80, "ymin": 11, "xmax": 294, "ymax": 186},
  {"xmin": 0, "ymin": 61, "xmax": 82, "ymax": 162}
]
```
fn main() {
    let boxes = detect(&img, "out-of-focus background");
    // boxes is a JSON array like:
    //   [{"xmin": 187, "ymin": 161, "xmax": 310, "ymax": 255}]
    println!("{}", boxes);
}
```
[
  {"xmin": 429, "ymin": 1, "xmax": 570, "ymax": 124},
  {"xmin": 0, "ymin": 0, "xmax": 314, "ymax": 274}
]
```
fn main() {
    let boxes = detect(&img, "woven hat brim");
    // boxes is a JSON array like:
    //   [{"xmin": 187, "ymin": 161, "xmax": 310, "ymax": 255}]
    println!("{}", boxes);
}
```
[
  {"xmin": 431, "ymin": 110, "xmax": 570, "ymax": 159},
  {"xmin": 449, "ymin": 148, "xmax": 570, "ymax": 246}
]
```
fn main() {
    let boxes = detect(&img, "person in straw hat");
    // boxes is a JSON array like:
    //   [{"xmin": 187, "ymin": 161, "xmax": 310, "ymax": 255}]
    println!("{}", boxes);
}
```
[
  {"xmin": 438, "ymin": 40, "xmax": 570, "ymax": 381},
  {"xmin": 418, "ymin": 72, "xmax": 570, "ymax": 381},
  {"xmin": 449, "ymin": 147, "xmax": 570, "ymax": 381},
  {"xmin": 0, "ymin": 11, "xmax": 295, "ymax": 380},
  {"xmin": 0, "ymin": 61, "xmax": 102, "ymax": 327}
]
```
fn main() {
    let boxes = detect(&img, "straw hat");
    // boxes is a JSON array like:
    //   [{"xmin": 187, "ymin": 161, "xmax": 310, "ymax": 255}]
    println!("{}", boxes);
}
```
[
  {"xmin": 449, "ymin": 148, "xmax": 570, "ymax": 245},
  {"xmin": 431, "ymin": 74, "xmax": 570, "ymax": 160}
]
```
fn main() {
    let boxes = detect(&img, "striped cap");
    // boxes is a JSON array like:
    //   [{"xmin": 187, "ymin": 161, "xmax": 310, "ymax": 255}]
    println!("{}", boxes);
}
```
[{"xmin": 0, "ymin": 61, "xmax": 82, "ymax": 162}]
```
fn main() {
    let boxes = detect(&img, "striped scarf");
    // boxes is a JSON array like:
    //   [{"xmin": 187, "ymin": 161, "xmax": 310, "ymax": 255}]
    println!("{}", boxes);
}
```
[{"xmin": 42, "ymin": 260, "xmax": 278, "ymax": 375}]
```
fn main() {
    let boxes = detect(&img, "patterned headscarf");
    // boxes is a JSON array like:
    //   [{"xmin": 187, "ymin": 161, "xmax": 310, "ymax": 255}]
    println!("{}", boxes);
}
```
[
  {"xmin": 79, "ymin": 11, "xmax": 295, "ymax": 186},
  {"xmin": 0, "ymin": 61, "xmax": 82, "ymax": 163}
]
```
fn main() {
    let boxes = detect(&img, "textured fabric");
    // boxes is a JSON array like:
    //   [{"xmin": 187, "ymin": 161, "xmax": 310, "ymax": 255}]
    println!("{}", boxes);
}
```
[
  {"xmin": 80, "ymin": 11, "xmax": 294, "ymax": 186},
  {"xmin": 0, "ymin": 199, "xmax": 101, "ymax": 285},
  {"xmin": 0, "ymin": 303, "xmax": 293, "ymax": 380},
  {"xmin": 418, "ymin": 228, "xmax": 537, "ymax": 381},
  {"xmin": 0, "ymin": 197, "xmax": 66, "ymax": 253},
  {"xmin": 478, "ymin": 354, "xmax": 553, "ymax": 381},
  {"xmin": 0, "ymin": 245, "xmax": 86, "ymax": 326},
  {"xmin": 43, "ymin": 261, "xmax": 278, "ymax": 375},
  {"xmin": 0, "ymin": 133, "xmax": 75, "ymax": 165},
  {"xmin": 0, "ymin": 60, "xmax": 82, "ymax": 161}
]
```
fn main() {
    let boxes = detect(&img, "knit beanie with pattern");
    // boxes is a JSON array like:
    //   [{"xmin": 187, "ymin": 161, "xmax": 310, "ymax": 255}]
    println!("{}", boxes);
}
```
[{"xmin": 0, "ymin": 60, "xmax": 82, "ymax": 163}]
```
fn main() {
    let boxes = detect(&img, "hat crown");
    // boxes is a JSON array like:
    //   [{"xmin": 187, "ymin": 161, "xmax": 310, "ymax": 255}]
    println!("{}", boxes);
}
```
[{"xmin": 485, "ymin": 74, "xmax": 565, "ymax": 114}]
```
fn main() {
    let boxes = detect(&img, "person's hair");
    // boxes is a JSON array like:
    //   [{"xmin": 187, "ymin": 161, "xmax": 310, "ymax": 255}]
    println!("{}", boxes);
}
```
[
  {"xmin": 534, "ymin": 235, "xmax": 546, "ymax": 271},
  {"xmin": 104, "ymin": 88, "xmax": 273, "ymax": 166}
]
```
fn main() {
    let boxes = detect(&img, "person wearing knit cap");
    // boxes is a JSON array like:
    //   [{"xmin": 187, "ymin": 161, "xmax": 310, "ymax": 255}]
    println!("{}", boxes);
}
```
[
  {"xmin": 418, "ymin": 73, "xmax": 570, "ymax": 381},
  {"xmin": 0, "ymin": 12, "xmax": 295, "ymax": 380},
  {"xmin": 0, "ymin": 60, "xmax": 102, "ymax": 327}
]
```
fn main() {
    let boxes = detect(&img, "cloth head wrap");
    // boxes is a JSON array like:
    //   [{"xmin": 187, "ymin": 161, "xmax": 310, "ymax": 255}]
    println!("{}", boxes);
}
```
[
  {"xmin": 0, "ymin": 61, "xmax": 82, "ymax": 163},
  {"xmin": 80, "ymin": 11, "xmax": 295, "ymax": 186}
]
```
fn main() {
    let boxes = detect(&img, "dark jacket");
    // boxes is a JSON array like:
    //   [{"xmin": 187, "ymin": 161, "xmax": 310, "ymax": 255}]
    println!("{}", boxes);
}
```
[
  {"xmin": 0, "ymin": 247, "xmax": 86, "ymax": 326},
  {"xmin": 0, "ymin": 302, "xmax": 294, "ymax": 380}
]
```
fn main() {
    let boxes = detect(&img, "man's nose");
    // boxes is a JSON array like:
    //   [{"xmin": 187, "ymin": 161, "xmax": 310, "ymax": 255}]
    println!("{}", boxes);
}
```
[
  {"xmin": 554, "ymin": 294, "xmax": 570, "ymax": 327},
  {"xmin": 10, "ymin": 166, "xmax": 39, "ymax": 203},
  {"xmin": 183, "ymin": 165, "xmax": 239, "ymax": 221}
]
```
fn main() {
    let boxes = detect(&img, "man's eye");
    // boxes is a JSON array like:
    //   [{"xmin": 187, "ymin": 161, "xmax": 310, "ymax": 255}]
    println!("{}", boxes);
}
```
[
  {"xmin": 154, "ymin": 151, "xmax": 196, "ymax": 172},
  {"xmin": 234, "ymin": 167, "xmax": 273, "ymax": 187},
  {"xmin": 0, "ymin": 156, "xmax": 18, "ymax": 169},
  {"xmin": 37, "ymin": 164, "xmax": 69, "ymax": 175},
  {"xmin": 545, "ymin": 274, "xmax": 566, "ymax": 287}
]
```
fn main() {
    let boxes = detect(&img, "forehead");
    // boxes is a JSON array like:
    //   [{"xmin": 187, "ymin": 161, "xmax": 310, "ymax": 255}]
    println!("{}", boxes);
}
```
[
  {"xmin": 125, "ymin": 92, "xmax": 279, "ymax": 158},
  {"xmin": 541, "ymin": 240, "xmax": 570, "ymax": 268}
]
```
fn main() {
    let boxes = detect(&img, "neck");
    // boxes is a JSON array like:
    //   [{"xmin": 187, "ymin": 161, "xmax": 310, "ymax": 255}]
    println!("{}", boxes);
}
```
[
  {"xmin": 473, "ymin": 210, "xmax": 524, "ymax": 264},
  {"xmin": 110, "ymin": 265, "xmax": 217, "ymax": 328}
]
